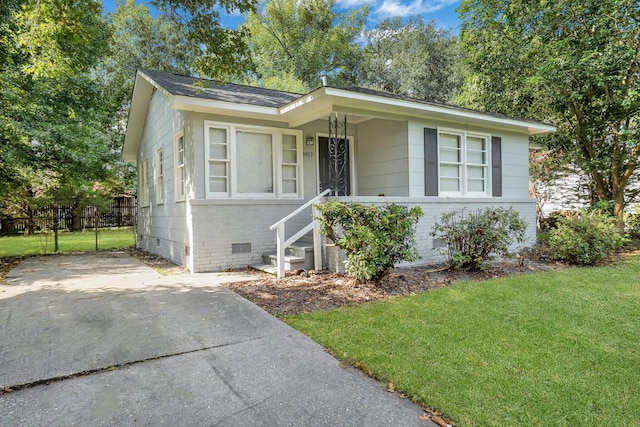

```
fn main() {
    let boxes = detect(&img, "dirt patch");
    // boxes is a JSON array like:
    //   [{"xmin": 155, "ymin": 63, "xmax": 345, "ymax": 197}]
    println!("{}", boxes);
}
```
[
  {"xmin": 224, "ymin": 252, "xmax": 567, "ymax": 316},
  {"xmin": 0, "ymin": 257, "xmax": 23, "ymax": 284}
]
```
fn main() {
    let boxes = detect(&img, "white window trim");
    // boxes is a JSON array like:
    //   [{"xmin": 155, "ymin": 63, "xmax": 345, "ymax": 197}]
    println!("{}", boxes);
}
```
[
  {"xmin": 174, "ymin": 130, "xmax": 186, "ymax": 202},
  {"xmin": 156, "ymin": 147, "xmax": 164, "ymax": 205},
  {"xmin": 437, "ymin": 127, "xmax": 491, "ymax": 197},
  {"xmin": 204, "ymin": 121, "xmax": 303, "ymax": 199}
]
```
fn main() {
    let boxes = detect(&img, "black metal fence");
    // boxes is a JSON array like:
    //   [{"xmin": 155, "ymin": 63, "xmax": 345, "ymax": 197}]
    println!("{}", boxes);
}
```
[{"xmin": 0, "ymin": 196, "xmax": 137, "ymax": 236}]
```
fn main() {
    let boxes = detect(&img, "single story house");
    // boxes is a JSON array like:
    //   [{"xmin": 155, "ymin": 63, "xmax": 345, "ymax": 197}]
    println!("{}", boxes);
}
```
[{"xmin": 123, "ymin": 69, "xmax": 555, "ymax": 275}]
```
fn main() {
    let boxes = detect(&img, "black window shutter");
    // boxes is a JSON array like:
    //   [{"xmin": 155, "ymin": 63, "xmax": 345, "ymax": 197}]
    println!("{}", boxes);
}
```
[
  {"xmin": 491, "ymin": 136, "xmax": 502, "ymax": 197},
  {"xmin": 424, "ymin": 128, "xmax": 438, "ymax": 196}
]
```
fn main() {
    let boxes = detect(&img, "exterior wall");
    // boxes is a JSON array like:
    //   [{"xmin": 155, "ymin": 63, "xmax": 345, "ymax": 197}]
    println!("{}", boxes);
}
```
[
  {"xmin": 189, "ymin": 199, "xmax": 311, "ymax": 272},
  {"xmin": 355, "ymin": 120, "xmax": 409, "ymax": 196},
  {"xmin": 136, "ymin": 90, "xmax": 191, "ymax": 268},
  {"xmin": 327, "ymin": 196, "xmax": 537, "ymax": 271},
  {"xmin": 407, "ymin": 120, "xmax": 531, "ymax": 198},
  {"xmin": 500, "ymin": 130, "xmax": 531, "ymax": 198}
]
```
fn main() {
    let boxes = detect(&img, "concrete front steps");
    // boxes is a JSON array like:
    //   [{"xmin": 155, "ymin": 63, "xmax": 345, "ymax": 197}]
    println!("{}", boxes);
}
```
[{"xmin": 249, "ymin": 238, "xmax": 315, "ymax": 275}]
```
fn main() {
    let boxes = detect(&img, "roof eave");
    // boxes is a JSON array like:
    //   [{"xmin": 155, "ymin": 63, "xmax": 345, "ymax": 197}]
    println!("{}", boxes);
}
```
[
  {"xmin": 280, "ymin": 87, "xmax": 556, "ymax": 136},
  {"xmin": 172, "ymin": 95, "xmax": 282, "ymax": 118},
  {"xmin": 122, "ymin": 72, "xmax": 155, "ymax": 162}
]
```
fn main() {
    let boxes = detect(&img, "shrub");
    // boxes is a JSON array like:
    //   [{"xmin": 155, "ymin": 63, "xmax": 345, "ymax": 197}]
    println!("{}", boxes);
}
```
[
  {"xmin": 548, "ymin": 212, "xmax": 624, "ymax": 265},
  {"xmin": 315, "ymin": 201, "xmax": 423, "ymax": 282},
  {"xmin": 624, "ymin": 207, "xmax": 640, "ymax": 239},
  {"xmin": 431, "ymin": 207, "xmax": 527, "ymax": 270},
  {"xmin": 539, "ymin": 210, "xmax": 580, "ymax": 231}
]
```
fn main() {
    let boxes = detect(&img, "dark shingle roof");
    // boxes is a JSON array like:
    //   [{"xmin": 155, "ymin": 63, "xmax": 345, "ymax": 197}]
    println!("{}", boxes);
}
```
[
  {"xmin": 139, "ymin": 69, "xmax": 302, "ymax": 108},
  {"xmin": 139, "ymin": 69, "xmax": 553, "ymax": 130}
]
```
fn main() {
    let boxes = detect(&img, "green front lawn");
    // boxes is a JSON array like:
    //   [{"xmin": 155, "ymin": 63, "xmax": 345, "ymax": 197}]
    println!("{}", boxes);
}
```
[
  {"xmin": 286, "ymin": 256, "xmax": 640, "ymax": 426},
  {"xmin": 0, "ymin": 227, "xmax": 135, "ymax": 257}
]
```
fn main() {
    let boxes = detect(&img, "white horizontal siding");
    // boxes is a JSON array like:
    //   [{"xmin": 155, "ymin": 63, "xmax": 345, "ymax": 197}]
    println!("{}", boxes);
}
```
[
  {"xmin": 356, "ymin": 119, "xmax": 409, "ymax": 196},
  {"xmin": 136, "ymin": 90, "xmax": 191, "ymax": 268}
]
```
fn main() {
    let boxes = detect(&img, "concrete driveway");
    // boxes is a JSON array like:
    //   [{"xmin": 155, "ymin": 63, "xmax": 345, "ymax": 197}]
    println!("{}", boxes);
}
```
[{"xmin": 0, "ymin": 252, "xmax": 432, "ymax": 426}]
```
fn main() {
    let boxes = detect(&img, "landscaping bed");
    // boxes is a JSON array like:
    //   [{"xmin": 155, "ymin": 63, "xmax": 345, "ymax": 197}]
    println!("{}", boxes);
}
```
[{"xmin": 224, "ymin": 251, "xmax": 566, "ymax": 315}]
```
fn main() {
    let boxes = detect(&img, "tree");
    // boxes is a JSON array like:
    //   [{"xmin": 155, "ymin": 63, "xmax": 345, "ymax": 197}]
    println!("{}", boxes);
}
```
[
  {"xmin": 459, "ymin": 0, "xmax": 640, "ymax": 229},
  {"xmin": 103, "ymin": 0, "xmax": 196, "ymax": 120},
  {"xmin": 355, "ymin": 17, "xmax": 464, "ymax": 102},
  {"xmin": 242, "ymin": 0, "xmax": 367, "ymax": 91},
  {"xmin": 151, "ymin": 0, "xmax": 257, "ymax": 79},
  {"xmin": 14, "ymin": 0, "xmax": 109, "ymax": 78},
  {"xmin": 1, "ymin": 0, "xmax": 116, "ymax": 231}
]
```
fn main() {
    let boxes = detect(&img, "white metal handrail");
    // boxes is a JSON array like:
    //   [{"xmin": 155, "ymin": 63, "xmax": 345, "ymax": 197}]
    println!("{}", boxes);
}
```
[{"xmin": 269, "ymin": 188, "xmax": 331, "ymax": 278}]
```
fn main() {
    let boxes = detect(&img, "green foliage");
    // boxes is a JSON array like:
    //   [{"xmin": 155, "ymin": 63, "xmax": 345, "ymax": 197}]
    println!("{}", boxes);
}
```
[
  {"xmin": 431, "ymin": 207, "xmax": 527, "ymax": 270},
  {"xmin": 624, "ymin": 206, "xmax": 640, "ymax": 239},
  {"xmin": 1, "ymin": 1, "xmax": 125, "ymax": 219},
  {"xmin": 15, "ymin": 0, "xmax": 109, "ymax": 78},
  {"xmin": 315, "ymin": 201, "xmax": 423, "ymax": 282},
  {"xmin": 103, "ymin": 0, "xmax": 196, "ymax": 117},
  {"xmin": 354, "ymin": 16, "xmax": 464, "ymax": 102},
  {"xmin": 151, "ymin": 0, "xmax": 257, "ymax": 79},
  {"xmin": 459, "ymin": 0, "xmax": 640, "ymax": 228},
  {"xmin": 548, "ymin": 212, "xmax": 624, "ymax": 265},
  {"xmin": 243, "ymin": 0, "xmax": 367, "ymax": 91}
]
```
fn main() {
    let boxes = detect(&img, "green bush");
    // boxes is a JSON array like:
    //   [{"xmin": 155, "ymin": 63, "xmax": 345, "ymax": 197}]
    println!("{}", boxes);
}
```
[
  {"xmin": 624, "ymin": 207, "xmax": 640, "ymax": 239},
  {"xmin": 548, "ymin": 212, "xmax": 624, "ymax": 265},
  {"xmin": 539, "ymin": 209, "xmax": 580, "ymax": 231},
  {"xmin": 315, "ymin": 201, "xmax": 423, "ymax": 282},
  {"xmin": 431, "ymin": 207, "xmax": 527, "ymax": 270}
]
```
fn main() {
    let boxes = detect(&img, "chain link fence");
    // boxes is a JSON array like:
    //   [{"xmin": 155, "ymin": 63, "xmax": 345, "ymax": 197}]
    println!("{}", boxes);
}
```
[{"xmin": 0, "ymin": 197, "xmax": 137, "ymax": 256}]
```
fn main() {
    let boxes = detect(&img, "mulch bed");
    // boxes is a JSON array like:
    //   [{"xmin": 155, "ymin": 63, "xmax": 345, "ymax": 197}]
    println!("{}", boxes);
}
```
[{"xmin": 224, "ymin": 252, "xmax": 567, "ymax": 316}]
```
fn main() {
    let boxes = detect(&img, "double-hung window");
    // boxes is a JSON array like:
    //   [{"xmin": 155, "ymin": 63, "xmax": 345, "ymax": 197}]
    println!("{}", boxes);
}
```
[
  {"xmin": 139, "ymin": 158, "xmax": 149, "ymax": 207},
  {"xmin": 175, "ymin": 131, "xmax": 185, "ymax": 201},
  {"xmin": 205, "ymin": 121, "xmax": 302, "ymax": 198},
  {"xmin": 156, "ymin": 148, "xmax": 164, "ymax": 204},
  {"xmin": 207, "ymin": 126, "xmax": 229, "ymax": 195},
  {"xmin": 438, "ymin": 130, "xmax": 489, "ymax": 196}
]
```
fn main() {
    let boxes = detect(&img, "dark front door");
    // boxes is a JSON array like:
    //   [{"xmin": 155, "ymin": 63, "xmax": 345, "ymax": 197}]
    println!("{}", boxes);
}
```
[{"xmin": 318, "ymin": 136, "xmax": 350, "ymax": 196}]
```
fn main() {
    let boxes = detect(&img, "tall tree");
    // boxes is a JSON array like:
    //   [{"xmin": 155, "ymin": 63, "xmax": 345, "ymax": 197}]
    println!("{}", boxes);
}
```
[
  {"xmin": 459, "ymin": 0, "xmax": 640, "ymax": 228},
  {"xmin": 102, "ymin": 0, "xmax": 197, "ymax": 128},
  {"xmin": 151, "ymin": 0, "xmax": 258, "ymax": 79},
  {"xmin": 1, "ymin": 0, "xmax": 114, "ymax": 231},
  {"xmin": 242, "ymin": 0, "xmax": 368, "ymax": 91},
  {"xmin": 355, "ymin": 17, "xmax": 464, "ymax": 102}
]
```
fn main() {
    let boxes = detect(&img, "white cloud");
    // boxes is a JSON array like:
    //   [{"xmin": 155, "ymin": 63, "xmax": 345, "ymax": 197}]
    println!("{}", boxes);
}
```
[
  {"xmin": 335, "ymin": 0, "xmax": 369, "ymax": 7},
  {"xmin": 376, "ymin": 0, "xmax": 459, "ymax": 17}
]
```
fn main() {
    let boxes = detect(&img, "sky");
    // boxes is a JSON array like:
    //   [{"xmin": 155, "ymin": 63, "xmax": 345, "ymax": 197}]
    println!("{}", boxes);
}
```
[{"xmin": 101, "ymin": 0, "xmax": 463, "ymax": 33}]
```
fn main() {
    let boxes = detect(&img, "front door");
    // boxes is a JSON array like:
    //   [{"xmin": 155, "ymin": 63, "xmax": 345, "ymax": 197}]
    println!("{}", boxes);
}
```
[{"xmin": 318, "ymin": 136, "xmax": 350, "ymax": 196}]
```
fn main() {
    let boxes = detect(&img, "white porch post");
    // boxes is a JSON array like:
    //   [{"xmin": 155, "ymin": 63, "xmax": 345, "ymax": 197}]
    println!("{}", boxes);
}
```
[
  {"xmin": 276, "ymin": 223, "xmax": 286, "ymax": 278},
  {"xmin": 312, "ymin": 204, "xmax": 323, "ymax": 271}
]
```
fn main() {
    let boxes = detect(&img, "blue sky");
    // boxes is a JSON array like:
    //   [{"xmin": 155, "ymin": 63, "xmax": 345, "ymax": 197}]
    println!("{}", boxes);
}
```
[{"xmin": 101, "ymin": 0, "xmax": 462, "ymax": 33}]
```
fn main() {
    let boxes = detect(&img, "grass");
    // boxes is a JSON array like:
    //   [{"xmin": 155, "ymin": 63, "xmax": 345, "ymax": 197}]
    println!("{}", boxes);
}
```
[
  {"xmin": 0, "ymin": 227, "xmax": 135, "ymax": 257},
  {"xmin": 286, "ymin": 256, "xmax": 640, "ymax": 427}
]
